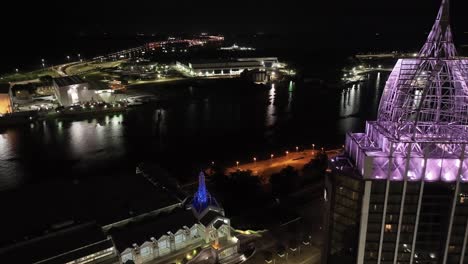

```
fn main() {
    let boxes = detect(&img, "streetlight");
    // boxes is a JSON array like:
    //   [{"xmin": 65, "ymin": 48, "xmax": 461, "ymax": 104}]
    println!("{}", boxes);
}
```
[
  {"xmin": 15, "ymin": 68, "xmax": 19, "ymax": 73},
  {"xmin": 312, "ymin": 144, "xmax": 315, "ymax": 150},
  {"xmin": 296, "ymin": 146, "xmax": 299, "ymax": 152},
  {"xmin": 271, "ymin": 154, "xmax": 274, "ymax": 159},
  {"xmin": 253, "ymin": 157, "xmax": 257, "ymax": 163},
  {"xmin": 236, "ymin": 161, "xmax": 239, "ymax": 169},
  {"xmin": 66, "ymin": 55, "xmax": 70, "ymax": 62},
  {"xmin": 211, "ymin": 161, "xmax": 214, "ymax": 166},
  {"xmin": 285, "ymin": 151, "xmax": 289, "ymax": 156}
]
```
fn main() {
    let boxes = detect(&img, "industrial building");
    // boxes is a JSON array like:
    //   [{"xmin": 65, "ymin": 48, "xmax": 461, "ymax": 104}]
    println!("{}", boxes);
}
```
[
  {"xmin": 176, "ymin": 57, "xmax": 279, "ymax": 77},
  {"xmin": 324, "ymin": 1, "xmax": 468, "ymax": 264},
  {"xmin": 53, "ymin": 76, "xmax": 114, "ymax": 107}
]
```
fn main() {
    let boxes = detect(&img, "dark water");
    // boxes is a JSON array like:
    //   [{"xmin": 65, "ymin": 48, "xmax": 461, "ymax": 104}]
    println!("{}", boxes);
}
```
[{"xmin": 0, "ymin": 73, "xmax": 387, "ymax": 191}]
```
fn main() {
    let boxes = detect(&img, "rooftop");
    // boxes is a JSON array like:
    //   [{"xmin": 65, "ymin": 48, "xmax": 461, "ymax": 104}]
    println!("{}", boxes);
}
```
[
  {"xmin": 0, "ymin": 173, "xmax": 181, "ymax": 248},
  {"xmin": 53, "ymin": 76, "xmax": 87, "ymax": 87},
  {"xmin": 377, "ymin": 0, "xmax": 468, "ymax": 131},
  {"xmin": 345, "ymin": 121, "xmax": 468, "ymax": 182},
  {"xmin": 108, "ymin": 206, "xmax": 198, "ymax": 252},
  {"xmin": 347, "ymin": 0, "xmax": 468, "ymax": 185},
  {"xmin": 0, "ymin": 223, "xmax": 114, "ymax": 264}
]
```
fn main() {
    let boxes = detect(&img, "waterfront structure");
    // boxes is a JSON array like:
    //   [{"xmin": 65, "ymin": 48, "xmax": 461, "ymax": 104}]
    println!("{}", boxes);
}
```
[
  {"xmin": 175, "ymin": 57, "xmax": 279, "ymax": 77},
  {"xmin": 219, "ymin": 44, "xmax": 255, "ymax": 51},
  {"xmin": 0, "ymin": 85, "xmax": 12, "ymax": 115},
  {"xmin": 324, "ymin": 1, "xmax": 468, "ymax": 264},
  {"xmin": 53, "ymin": 76, "xmax": 114, "ymax": 107},
  {"xmin": 242, "ymin": 69, "xmax": 270, "ymax": 84}
]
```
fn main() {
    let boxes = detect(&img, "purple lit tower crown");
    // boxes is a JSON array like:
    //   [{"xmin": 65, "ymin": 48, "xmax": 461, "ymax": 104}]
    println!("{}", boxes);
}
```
[{"xmin": 345, "ymin": 0, "xmax": 468, "ymax": 182}]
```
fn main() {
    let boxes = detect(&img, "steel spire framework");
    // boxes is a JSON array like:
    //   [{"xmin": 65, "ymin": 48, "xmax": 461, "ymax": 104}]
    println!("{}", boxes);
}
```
[
  {"xmin": 419, "ymin": 0, "xmax": 456, "ymax": 59},
  {"xmin": 345, "ymin": 0, "xmax": 468, "ymax": 182}
]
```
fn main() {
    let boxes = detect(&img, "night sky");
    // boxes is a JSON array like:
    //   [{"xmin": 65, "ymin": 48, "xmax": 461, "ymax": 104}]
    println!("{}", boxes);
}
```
[
  {"xmin": 5, "ymin": 0, "xmax": 466, "ymax": 34},
  {"xmin": 1, "ymin": 0, "xmax": 467, "ymax": 72}
]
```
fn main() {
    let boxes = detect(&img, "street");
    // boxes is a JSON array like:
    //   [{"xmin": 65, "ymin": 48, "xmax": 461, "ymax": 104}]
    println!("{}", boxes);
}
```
[{"xmin": 226, "ymin": 148, "xmax": 342, "ymax": 180}]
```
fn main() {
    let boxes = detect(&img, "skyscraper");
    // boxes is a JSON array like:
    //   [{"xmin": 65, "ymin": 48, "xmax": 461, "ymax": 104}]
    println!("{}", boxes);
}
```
[{"xmin": 324, "ymin": 1, "xmax": 468, "ymax": 263}]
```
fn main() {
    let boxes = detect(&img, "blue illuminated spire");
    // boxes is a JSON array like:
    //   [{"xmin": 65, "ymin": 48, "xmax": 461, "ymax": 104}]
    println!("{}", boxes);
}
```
[{"xmin": 193, "ymin": 171, "xmax": 211, "ymax": 212}]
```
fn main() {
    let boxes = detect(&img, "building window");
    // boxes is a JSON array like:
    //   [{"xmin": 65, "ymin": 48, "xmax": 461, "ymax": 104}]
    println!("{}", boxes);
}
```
[
  {"xmin": 141, "ymin": 246, "xmax": 151, "ymax": 257},
  {"xmin": 175, "ymin": 233, "xmax": 184, "ymax": 244},
  {"xmin": 218, "ymin": 226, "xmax": 226, "ymax": 238},
  {"xmin": 122, "ymin": 253, "xmax": 133, "ymax": 263},
  {"xmin": 219, "ymin": 246, "xmax": 236, "ymax": 259},
  {"xmin": 385, "ymin": 224, "xmax": 393, "ymax": 232},
  {"xmin": 460, "ymin": 193, "xmax": 467, "ymax": 204},
  {"xmin": 449, "ymin": 245, "xmax": 456, "ymax": 253},
  {"xmin": 158, "ymin": 240, "xmax": 168, "ymax": 249},
  {"xmin": 191, "ymin": 227, "xmax": 198, "ymax": 238}
]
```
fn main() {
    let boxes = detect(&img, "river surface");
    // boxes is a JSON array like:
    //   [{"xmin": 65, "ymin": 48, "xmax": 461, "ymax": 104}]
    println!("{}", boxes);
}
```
[{"xmin": 0, "ymin": 73, "xmax": 387, "ymax": 191}]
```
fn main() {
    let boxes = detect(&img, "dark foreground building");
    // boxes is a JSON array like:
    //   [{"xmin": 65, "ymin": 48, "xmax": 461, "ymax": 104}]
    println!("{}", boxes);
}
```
[
  {"xmin": 0, "ymin": 171, "xmax": 241, "ymax": 264},
  {"xmin": 0, "ymin": 223, "xmax": 119, "ymax": 264},
  {"xmin": 324, "ymin": 1, "xmax": 468, "ymax": 264}
]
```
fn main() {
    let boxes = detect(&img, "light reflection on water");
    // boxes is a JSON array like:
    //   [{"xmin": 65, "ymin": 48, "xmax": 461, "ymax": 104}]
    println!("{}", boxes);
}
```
[
  {"xmin": 374, "ymin": 72, "xmax": 382, "ymax": 108},
  {"xmin": 156, "ymin": 109, "xmax": 168, "ymax": 149},
  {"xmin": 0, "ymin": 133, "xmax": 14, "ymax": 160},
  {"xmin": 69, "ymin": 114, "xmax": 124, "ymax": 160},
  {"xmin": 186, "ymin": 101, "xmax": 197, "ymax": 134},
  {"xmin": 266, "ymin": 83, "xmax": 276, "ymax": 128},
  {"xmin": 0, "ymin": 133, "xmax": 23, "ymax": 190},
  {"xmin": 337, "ymin": 72, "xmax": 388, "ymax": 135},
  {"xmin": 287, "ymin": 81, "xmax": 293, "ymax": 113}
]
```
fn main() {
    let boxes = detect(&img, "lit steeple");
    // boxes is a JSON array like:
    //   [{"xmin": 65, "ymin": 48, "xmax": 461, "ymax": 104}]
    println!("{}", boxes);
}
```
[{"xmin": 192, "ymin": 171, "xmax": 211, "ymax": 213}]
